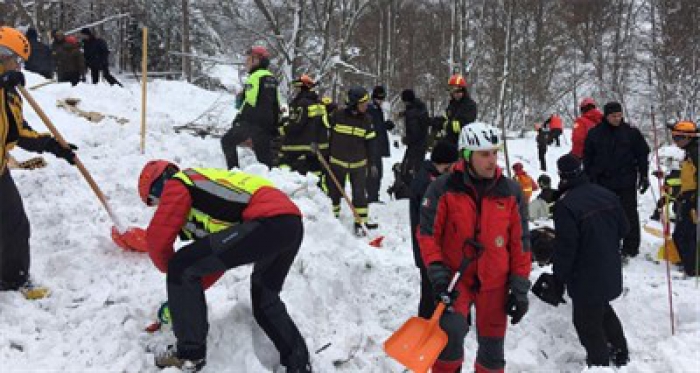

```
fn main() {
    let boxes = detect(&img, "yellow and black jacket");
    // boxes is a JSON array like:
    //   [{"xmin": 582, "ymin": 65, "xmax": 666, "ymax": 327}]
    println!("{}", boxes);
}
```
[
  {"xmin": 1, "ymin": 69, "xmax": 51, "ymax": 173},
  {"xmin": 236, "ymin": 67, "xmax": 280, "ymax": 135},
  {"xmin": 328, "ymin": 107, "xmax": 376, "ymax": 169},
  {"xmin": 280, "ymin": 89, "xmax": 329, "ymax": 154}
]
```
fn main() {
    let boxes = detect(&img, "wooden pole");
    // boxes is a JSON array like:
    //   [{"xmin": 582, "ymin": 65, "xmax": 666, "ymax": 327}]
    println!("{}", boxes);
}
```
[{"xmin": 140, "ymin": 27, "xmax": 148, "ymax": 154}]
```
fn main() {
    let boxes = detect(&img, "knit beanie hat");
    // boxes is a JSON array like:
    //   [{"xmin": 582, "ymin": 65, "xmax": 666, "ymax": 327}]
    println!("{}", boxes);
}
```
[
  {"xmin": 371, "ymin": 85, "xmax": 386, "ymax": 100},
  {"xmin": 603, "ymin": 101, "xmax": 622, "ymax": 116},
  {"xmin": 557, "ymin": 154, "xmax": 583, "ymax": 179},
  {"xmin": 401, "ymin": 89, "xmax": 416, "ymax": 103},
  {"xmin": 431, "ymin": 141, "xmax": 459, "ymax": 164}
]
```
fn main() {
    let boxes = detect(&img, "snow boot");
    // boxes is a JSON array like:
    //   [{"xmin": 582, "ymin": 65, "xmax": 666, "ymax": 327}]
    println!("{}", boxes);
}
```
[
  {"xmin": 354, "ymin": 223, "xmax": 366, "ymax": 237},
  {"xmin": 609, "ymin": 347, "xmax": 629, "ymax": 367},
  {"xmin": 154, "ymin": 345, "xmax": 206, "ymax": 372}
]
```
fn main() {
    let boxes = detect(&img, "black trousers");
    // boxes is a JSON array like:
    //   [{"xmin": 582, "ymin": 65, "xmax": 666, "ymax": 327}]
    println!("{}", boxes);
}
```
[
  {"xmin": 327, "ymin": 164, "xmax": 368, "ymax": 222},
  {"xmin": 538, "ymin": 148, "xmax": 547, "ymax": 172},
  {"xmin": 572, "ymin": 302, "xmax": 628, "ymax": 366},
  {"xmin": 403, "ymin": 145, "xmax": 426, "ymax": 185},
  {"xmin": 550, "ymin": 129, "xmax": 562, "ymax": 146},
  {"xmin": 57, "ymin": 72, "xmax": 81, "ymax": 86},
  {"xmin": 221, "ymin": 125, "xmax": 273, "ymax": 169},
  {"xmin": 0, "ymin": 170, "xmax": 30, "ymax": 289},
  {"xmin": 614, "ymin": 188, "xmax": 641, "ymax": 257},
  {"xmin": 88, "ymin": 65, "xmax": 122, "ymax": 86},
  {"xmin": 166, "ymin": 215, "xmax": 309, "ymax": 369},
  {"xmin": 673, "ymin": 197, "xmax": 698, "ymax": 276},
  {"xmin": 366, "ymin": 154, "xmax": 383, "ymax": 203}
]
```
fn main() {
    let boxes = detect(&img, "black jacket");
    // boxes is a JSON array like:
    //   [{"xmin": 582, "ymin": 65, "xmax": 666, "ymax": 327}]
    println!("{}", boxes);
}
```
[
  {"xmin": 237, "ymin": 67, "xmax": 280, "ymax": 136},
  {"xmin": 328, "ymin": 108, "xmax": 375, "ymax": 167},
  {"xmin": 367, "ymin": 101, "xmax": 390, "ymax": 157},
  {"xmin": 82, "ymin": 36, "xmax": 110, "ymax": 69},
  {"xmin": 583, "ymin": 118, "xmax": 650, "ymax": 190},
  {"xmin": 409, "ymin": 160, "xmax": 442, "ymax": 267},
  {"xmin": 404, "ymin": 98, "xmax": 430, "ymax": 150},
  {"xmin": 536, "ymin": 129, "xmax": 549, "ymax": 151},
  {"xmin": 553, "ymin": 176, "xmax": 629, "ymax": 305},
  {"xmin": 281, "ymin": 89, "xmax": 327, "ymax": 152},
  {"xmin": 25, "ymin": 35, "xmax": 54, "ymax": 79},
  {"xmin": 444, "ymin": 95, "xmax": 477, "ymax": 144}
]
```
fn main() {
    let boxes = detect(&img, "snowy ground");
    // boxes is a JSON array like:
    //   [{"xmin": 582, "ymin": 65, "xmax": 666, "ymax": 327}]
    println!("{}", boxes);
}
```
[{"xmin": 1, "ymin": 73, "xmax": 698, "ymax": 372}]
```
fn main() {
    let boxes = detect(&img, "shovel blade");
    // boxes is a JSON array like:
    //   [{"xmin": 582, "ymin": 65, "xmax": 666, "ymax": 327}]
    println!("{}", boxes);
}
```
[
  {"xmin": 112, "ymin": 226, "xmax": 148, "ymax": 252},
  {"xmin": 384, "ymin": 317, "xmax": 448, "ymax": 373},
  {"xmin": 369, "ymin": 235, "xmax": 384, "ymax": 248}
]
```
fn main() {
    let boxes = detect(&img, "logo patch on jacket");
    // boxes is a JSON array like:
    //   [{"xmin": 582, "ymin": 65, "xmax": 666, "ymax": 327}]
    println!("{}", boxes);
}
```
[
  {"xmin": 496, "ymin": 202, "xmax": 505, "ymax": 210},
  {"xmin": 495, "ymin": 235, "xmax": 505, "ymax": 248}
]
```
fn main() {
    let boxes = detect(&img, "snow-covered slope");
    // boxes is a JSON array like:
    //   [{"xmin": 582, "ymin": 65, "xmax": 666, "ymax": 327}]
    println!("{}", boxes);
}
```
[{"xmin": 1, "ymin": 73, "xmax": 697, "ymax": 372}]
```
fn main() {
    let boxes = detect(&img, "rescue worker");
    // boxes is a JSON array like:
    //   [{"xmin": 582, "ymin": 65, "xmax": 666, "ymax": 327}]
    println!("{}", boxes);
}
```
[
  {"xmin": 547, "ymin": 113, "xmax": 563, "ymax": 146},
  {"xmin": 536, "ymin": 123, "xmax": 549, "ymax": 171},
  {"xmin": 0, "ymin": 26, "xmax": 77, "ymax": 299},
  {"xmin": 571, "ymin": 97, "xmax": 603, "ymax": 159},
  {"xmin": 327, "ymin": 87, "xmax": 378, "ymax": 235},
  {"xmin": 409, "ymin": 140, "xmax": 459, "ymax": 318},
  {"xmin": 366, "ymin": 85, "xmax": 394, "ymax": 203},
  {"xmin": 512, "ymin": 162, "xmax": 539, "ymax": 203},
  {"xmin": 669, "ymin": 120, "xmax": 698, "ymax": 276},
  {"xmin": 442, "ymin": 74, "xmax": 477, "ymax": 145},
  {"xmin": 278, "ymin": 74, "xmax": 328, "ymax": 177},
  {"xmin": 139, "ymin": 161, "xmax": 310, "ymax": 372},
  {"xmin": 221, "ymin": 46, "xmax": 280, "ymax": 169},
  {"xmin": 419, "ymin": 122, "xmax": 531, "ymax": 373},
  {"xmin": 400, "ymin": 88, "xmax": 430, "ymax": 184},
  {"xmin": 55, "ymin": 36, "xmax": 85, "ymax": 86},
  {"xmin": 650, "ymin": 167, "xmax": 681, "ymax": 222}
]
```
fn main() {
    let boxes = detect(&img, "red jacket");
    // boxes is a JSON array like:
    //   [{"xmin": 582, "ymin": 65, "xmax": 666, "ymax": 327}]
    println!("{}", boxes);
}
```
[
  {"xmin": 146, "ymin": 179, "xmax": 300, "ymax": 289},
  {"xmin": 418, "ymin": 161, "xmax": 531, "ymax": 291},
  {"xmin": 549, "ymin": 115, "xmax": 563, "ymax": 130},
  {"xmin": 514, "ymin": 171, "xmax": 538, "ymax": 203},
  {"xmin": 571, "ymin": 109, "xmax": 602, "ymax": 158}
]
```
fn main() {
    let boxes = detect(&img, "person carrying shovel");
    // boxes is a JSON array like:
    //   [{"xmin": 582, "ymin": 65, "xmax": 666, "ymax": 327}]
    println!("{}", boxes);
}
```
[
  {"xmin": 137, "ymin": 160, "xmax": 311, "ymax": 372},
  {"xmin": 0, "ymin": 26, "xmax": 77, "ymax": 299},
  {"xmin": 417, "ymin": 122, "xmax": 531, "ymax": 372}
]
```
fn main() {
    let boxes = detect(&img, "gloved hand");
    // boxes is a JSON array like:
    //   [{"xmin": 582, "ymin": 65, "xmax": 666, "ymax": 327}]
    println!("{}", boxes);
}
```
[
  {"xmin": 0, "ymin": 71, "xmax": 25, "ymax": 89},
  {"xmin": 531, "ymin": 272, "xmax": 565, "ymax": 307},
  {"xmin": 638, "ymin": 175, "xmax": 650, "ymax": 194},
  {"xmin": 428, "ymin": 262, "xmax": 455, "ymax": 305},
  {"xmin": 45, "ymin": 138, "xmax": 78, "ymax": 165},
  {"xmin": 505, "ymin": 275, "xmax": 530, "ymax": 325},
  {"xmin": 385, "ymin": 120, "xmax": 395, "ymax": 130},
  {"xmin": 157, "ymin": 301, "xmax": 171, "ymax": 325},
  {"xmin": 310, "ymin": 142, "xmax": 319, "ymax": 154}
]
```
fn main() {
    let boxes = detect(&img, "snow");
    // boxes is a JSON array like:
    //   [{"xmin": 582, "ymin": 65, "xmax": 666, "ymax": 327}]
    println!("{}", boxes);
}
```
[{"xmin": 2, "ymin": 72, "xmax": 698, "ymax": 372}]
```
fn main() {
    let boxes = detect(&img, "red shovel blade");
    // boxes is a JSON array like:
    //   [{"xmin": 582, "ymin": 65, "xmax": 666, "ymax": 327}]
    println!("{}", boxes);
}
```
[
  {"xmin": 369, "ymin": 235, "xmax": 384, "ymax": 248},
  {"xmin": 111, "ymin": 226, "xmax": 148, "ymax": 252}
]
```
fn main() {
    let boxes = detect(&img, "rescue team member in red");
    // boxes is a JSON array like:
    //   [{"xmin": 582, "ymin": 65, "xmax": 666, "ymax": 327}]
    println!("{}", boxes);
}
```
[
  {"xmin": 571, "ymin": 97, "xmax": 603, "ymax": 159},
  {"xmin": 139, "ymin": 161, "xmax": 310, "ymax": 372},
  {"xmin": 418, "ymin": 123, "xmax": 532, "ymax": 373}
]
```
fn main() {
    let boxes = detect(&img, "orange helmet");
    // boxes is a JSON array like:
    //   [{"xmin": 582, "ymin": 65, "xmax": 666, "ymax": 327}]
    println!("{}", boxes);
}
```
[
  {"xmin": 247, "ymin": 45, "xmax": 270, "ymax": 59},
  {"xmin": 0, "ymin": 26, "xmax": 31, "ymax": 61},
  {"xmin": 448, "ymin": 74, "xmax": 467, "ymax": 88},
  {"xmin": 579, "ymin": 97, "xmax": 596, "ymax": 108},
  {"xmin": 292, "ymin": 74, "xmax": 315, "ymax": 89},
  {"xmin": 668, "ymin": 120, "xmax": 698, "ymax": 137},
  {"xmin": 138, "ymin": 160, "xmax": 179, "ymax": 206}
]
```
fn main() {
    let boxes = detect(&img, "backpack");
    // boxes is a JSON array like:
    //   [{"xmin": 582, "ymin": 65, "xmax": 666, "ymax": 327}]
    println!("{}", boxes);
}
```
[{"xmin": 387, "ymin": 162, "xmax": 411, "ymax": 200}]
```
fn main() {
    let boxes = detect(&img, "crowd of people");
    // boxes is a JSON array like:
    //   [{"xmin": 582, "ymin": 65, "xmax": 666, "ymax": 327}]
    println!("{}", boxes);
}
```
[{"xmin": 1, "ymin": 26, "xmax": 697, "ymax": 372}]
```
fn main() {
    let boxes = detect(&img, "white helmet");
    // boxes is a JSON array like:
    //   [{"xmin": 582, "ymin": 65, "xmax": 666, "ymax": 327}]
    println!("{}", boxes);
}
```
[{"xmin": 458, "ymin": 122, "xmax": 502, "ymax": 156}]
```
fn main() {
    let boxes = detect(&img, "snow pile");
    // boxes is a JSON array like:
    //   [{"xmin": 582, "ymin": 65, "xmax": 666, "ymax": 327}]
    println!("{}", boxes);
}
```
[{"xmin": 1, "ymin": 72, "xmax": 697, "ymax": 372}]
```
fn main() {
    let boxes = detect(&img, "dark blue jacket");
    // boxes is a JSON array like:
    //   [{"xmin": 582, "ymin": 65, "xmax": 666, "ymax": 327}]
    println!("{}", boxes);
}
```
[
  {"xmin": 82, "ymin": 36, "xmax": 110, "ymax": 69},
  {"xmin": 583, "ymin": 118, "xmax": 650, "ymax": 190},
  {"xmin": 553, "ymin": 176, "xmax": 629, "ymax": 305},
  {"xmin": 367, "ymin": 101, "xmax": 390, "ymax": 158},
  {"xmin": 409, "ymin": 160, "xmax": 441, "ymax": 267}
]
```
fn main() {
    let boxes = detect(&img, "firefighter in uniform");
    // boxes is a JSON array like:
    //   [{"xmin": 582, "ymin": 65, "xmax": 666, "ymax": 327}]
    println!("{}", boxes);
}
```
[
  {"xmin": 139, "ymin": 161, "xmax": 310, "ymax": 372},
  {"xmin": 327, "ymin": 87, "xmax": 378, "ymax": 235},
  {"xmin": 442, "ymin": 74, "xmax": 477, "ymax": 145}
]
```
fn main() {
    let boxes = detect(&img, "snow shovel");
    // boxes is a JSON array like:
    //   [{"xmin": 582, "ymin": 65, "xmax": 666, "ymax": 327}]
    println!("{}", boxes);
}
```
[
  {"xmin": 315, "ymin": 150, "xmax": 384, "ymax": 247},
  {"xmin": 18, "ymin": 86, "xmax": 147, "ymax": 252},
  {"xmin": 384, "ymin": 258, "xmax": 469, "ymax": 372}
]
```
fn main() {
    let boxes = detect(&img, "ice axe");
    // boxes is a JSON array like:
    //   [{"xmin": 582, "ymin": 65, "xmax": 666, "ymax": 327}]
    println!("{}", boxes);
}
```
[
  {"xmin": 384, "ymin": 258, "xmax": 470, "ymax": 372},
  {"xmin": 18, "ymin": 86, "xmax": 147, "ymax": 252},
  {"xmin": 315, "ymin": 150, "xmax": 383, "ymax": 247}
]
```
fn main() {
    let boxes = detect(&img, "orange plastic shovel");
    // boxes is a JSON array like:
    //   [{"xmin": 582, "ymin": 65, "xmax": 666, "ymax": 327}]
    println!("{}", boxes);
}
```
[
  {"xmin": 19, "ymin": 86, "xmax": 147, "ymax": 252},
  {"xmin": 384, "ymin": 260, "xmax": 469, "ymax": 372}
]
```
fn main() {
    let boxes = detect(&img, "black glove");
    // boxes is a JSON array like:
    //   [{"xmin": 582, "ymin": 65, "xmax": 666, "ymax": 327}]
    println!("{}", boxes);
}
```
[
  {"xmin": 505, "ymin": 275, "xmax": 530, "ymax": 325},
  {"xmin": 385, "ymin": 120, "xmax": 395, "ymax": 131},
  {"xmin": 0, "ymin": 71, "xmax": 25, "ymax": 89},
  {"xmin": 531, "ymin": 273, "xmax": 565, "ymax": 307},
  {"xmin": 45, "ymin": 138, "xmax": 78, "ymax": 165},
  {"xmin": 428, "ymin": 262, "xmax": 455, "ymax": 305},
  {"xmin": 638, "ymin": 175, "xmax": 650, "ymax": 194}
]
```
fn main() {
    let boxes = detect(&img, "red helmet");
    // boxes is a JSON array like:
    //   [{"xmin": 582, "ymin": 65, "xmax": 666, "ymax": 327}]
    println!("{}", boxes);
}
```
[
  {"xmin": 579, "ymin": 97, "xmax": 596, "ymax": 108},
  {"xmin": 65, "ymin": 36, "xmax": 79, "ymax": 45},
  {"xmin": 448, "ymin": 74, "xmax": 467, "ymax": 87},
  {"xmin": 292, "ymin": 74, "xmax": 315, "ymax": 88},
  {"xmin": 247, "ymin": 45, "xmax": 270, "ymax": 59},
  {"xmin": 512, "ymin": 162, "xmax": 524, "ymax": 172},
  {"xmin": 138, "ymin": 160, "xmax": 179, "ymax": 205}
]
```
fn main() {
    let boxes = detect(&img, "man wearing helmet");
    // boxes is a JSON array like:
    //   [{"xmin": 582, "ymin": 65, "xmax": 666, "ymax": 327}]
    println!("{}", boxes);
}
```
[
  {"xmin": 138, "ymin": 160, "xmax": 310, "ymax": 371},
  {"xmin": 669, "ymin": 120, "xmax": 698, "ymax": 276},
  {"xmin": 221, "ymin": 45, "xmax": 280, "ymax": 169},
  {"xmin": 418, "ymin": 123, "xmax": 531, "ymax": 373},
  {"xmin": 0, "ymin": 26, "xmax": 77, "ymax": 299},
  {"xmin": 442, "ymin": 74, "xmax": 477, "ymax": 145},
  {"xmin": 571, "ymin": 97, "xmax": 603, "ymax": 159}
]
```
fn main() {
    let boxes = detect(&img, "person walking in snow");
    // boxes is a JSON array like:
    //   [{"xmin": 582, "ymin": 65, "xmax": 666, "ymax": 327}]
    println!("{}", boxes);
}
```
[
  {"xmin": 409, "ymin": 140, "xmax": 459, "ymax": 319},
  {"xmin": 0, "ymin": 26, "xmax": 77, "ymax": 299},
  {"xmin": 583, "ymin": 102, "xmax": 650, "ymax": 259},
  {"xmin": 571, "ymin": 97, "xmax": 603, "ymax": 159},
  {"xmin": 668, "ymin": 120, "xmax": 698, "ymax": 276},
  {"xmin": 534, "ymin": 154, "xmax": 630, "ymax": 367},
  {"xmin": 547, "ymin": 113, "xmax": 563, "ymax": 146},
  {"xmin": 138, "ymin": 160, "xmax": 310, "ymax": 372},
  {"xmin": 535, "ymin": 123, "xmax": 549, "ymax": 171},
  {"xmin": 78, "ymin": 28, "xmax": 122, "ymax": 86},
  {"xmin": 418, "ymin": 122, "xmax": 531, "ymax": 373},
  {"xmin": 442, "ymin": 74, "xmax": 477, "ymax": 145},
  {"xmin": 221, "ymin": 46, "xmax": 280, "ymax": 169},
  {"xmin": 327, "ymin": 87, "xmax": 379, "ymax": 235},
  {"xmin": 366, "ymin": 85, "xmax": 394, "ymax": 203}
]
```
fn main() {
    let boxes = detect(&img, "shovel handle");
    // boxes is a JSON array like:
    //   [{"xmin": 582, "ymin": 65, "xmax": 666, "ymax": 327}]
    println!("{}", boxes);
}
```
[{"xmin": 18, "ymin": 86, "xmax": 124, "ymax": 231}]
